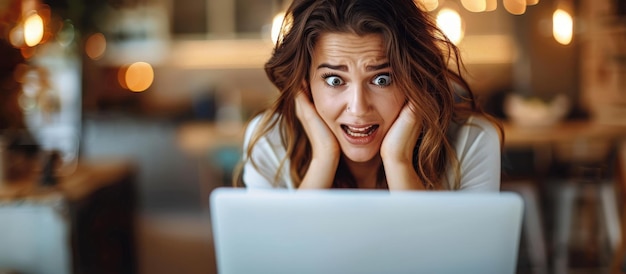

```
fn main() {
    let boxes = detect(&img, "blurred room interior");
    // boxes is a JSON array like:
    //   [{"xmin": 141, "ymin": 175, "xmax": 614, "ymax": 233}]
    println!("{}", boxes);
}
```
[{"xmin": 1, "ymin": 0, "xmax": 626, "ymax": 273}]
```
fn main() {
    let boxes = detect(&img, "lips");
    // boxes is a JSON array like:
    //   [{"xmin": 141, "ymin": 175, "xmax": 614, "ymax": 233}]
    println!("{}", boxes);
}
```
[{"xmin": 341, "ymin": 124, "xmax": 379, "ymax": 137}]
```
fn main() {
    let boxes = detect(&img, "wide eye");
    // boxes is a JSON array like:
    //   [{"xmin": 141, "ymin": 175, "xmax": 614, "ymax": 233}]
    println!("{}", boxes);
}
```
[
  {"xmin": 324, "ymin": 75, "xmax": 344, "ymax": 87},
  {"xmin": 372, "ymin": 74, "xmax": 392, "ymax": 87}
]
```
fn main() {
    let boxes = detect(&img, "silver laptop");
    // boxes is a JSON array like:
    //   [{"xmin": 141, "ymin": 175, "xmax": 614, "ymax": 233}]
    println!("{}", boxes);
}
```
[{"xmin": 209, "ymin": 188, "xmax": 524, "ymax": 274}]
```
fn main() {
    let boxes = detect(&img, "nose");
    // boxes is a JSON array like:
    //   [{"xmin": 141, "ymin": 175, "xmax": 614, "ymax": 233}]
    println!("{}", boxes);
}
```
[{"xmin": 346, "ymin": 84, "xmax": 371, "ymax": 116}]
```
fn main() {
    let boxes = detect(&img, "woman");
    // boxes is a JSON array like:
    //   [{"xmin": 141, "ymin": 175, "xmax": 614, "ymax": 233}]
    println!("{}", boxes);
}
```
[{"xmin": 234, "ymin": 0, "xmax": 502, "ymax": 191}]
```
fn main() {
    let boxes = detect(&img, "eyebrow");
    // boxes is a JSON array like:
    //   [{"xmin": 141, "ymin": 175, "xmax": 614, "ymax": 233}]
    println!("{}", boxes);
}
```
[{"xmin": 316, "ymin": 62, "xmax": 390, "ymax": 71}]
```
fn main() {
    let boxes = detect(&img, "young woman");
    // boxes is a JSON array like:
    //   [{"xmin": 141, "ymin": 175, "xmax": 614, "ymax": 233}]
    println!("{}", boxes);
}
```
[{"xmin": 234, "ymin": 0, "xmax": 503, "ymax": 191}]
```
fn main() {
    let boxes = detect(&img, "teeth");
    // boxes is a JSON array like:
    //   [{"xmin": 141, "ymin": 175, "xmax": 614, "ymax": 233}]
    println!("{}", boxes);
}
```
[
  {"xmin": 348, "ymin": 132, "xmax": 370, "ymax": 137},
  {"xmin": 347, "ymin": 125, "xmax": 373, "ymax": 133},
  {"xmin": 344, "ymin": 125, "xmax": 377, "ymax": 137}
]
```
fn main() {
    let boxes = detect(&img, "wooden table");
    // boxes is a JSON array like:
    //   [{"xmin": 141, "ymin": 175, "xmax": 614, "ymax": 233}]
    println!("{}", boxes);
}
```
[
  {"xmin": 503, "ymin": 119, "xmax": 626, "ymax": 148},
  {"xmin": 502, "ymin": 119, "xmax": 626, "ymax": 174}
]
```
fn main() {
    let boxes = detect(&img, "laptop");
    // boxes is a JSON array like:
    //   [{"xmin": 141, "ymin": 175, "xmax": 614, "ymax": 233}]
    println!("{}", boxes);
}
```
[{"xmin": 209, "ymin": 187, "xmax": 524, "ymax": 274}]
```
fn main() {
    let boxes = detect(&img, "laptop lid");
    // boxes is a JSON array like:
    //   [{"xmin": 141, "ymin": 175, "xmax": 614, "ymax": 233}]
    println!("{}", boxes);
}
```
[{"xmin": 210, "ymin": 188, "xmax": 524, "ymax": 274}]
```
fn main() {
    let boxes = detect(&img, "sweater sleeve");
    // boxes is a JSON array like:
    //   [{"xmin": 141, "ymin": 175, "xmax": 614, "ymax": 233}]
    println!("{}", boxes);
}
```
[
  {"xmin": 454, "ymin": 116, "xmax": 502, "ymax": 192},
  {"xmin": 241, "ymin": 114, "xmax": 292, "ymax": 189}
]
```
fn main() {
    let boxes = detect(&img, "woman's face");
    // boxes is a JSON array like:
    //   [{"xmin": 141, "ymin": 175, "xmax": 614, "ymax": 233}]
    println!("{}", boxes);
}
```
[{"xmin": 308, "ymin": 32, "xmax": 405, "ymax": 163}]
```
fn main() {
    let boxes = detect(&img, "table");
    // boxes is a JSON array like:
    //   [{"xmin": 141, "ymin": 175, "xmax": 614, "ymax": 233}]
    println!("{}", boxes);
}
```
[
  {"xmin": 503, "ymin": 120, "xmax": 626, "ymax": 148},
  {"xmin": 0, "ymin": 159, "xmax": 137, "ymax": 274},
  {"xmin": 502, "ymin": 119, "xmax": 626, "ymax": 176}
]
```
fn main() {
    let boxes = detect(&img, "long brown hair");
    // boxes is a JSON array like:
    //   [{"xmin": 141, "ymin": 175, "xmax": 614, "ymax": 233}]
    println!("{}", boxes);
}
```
[{"xmin": 234, "ymin": 0, "xmax": 500, "ymax": 189}]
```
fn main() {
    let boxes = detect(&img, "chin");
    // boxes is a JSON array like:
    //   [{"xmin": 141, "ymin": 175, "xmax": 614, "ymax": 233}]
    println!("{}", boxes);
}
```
[{"xmin": 342, "ymin": 150, "xmax": 379, "ymax": 163}]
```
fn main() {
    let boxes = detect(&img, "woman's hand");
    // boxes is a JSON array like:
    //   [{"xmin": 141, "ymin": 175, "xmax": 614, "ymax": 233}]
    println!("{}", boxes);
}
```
[
  {"xmin": 295, "ymin": 92, "xmax": 340, "ymax": 189},
  {"xmin": 381, "ymin": 103, "xmax": 422, "ymax": 162},
  {"xmin": 295, "ymin": 92, "xmax": 340, "ymax": 158},
  {"xmin": 381, "ymin": 103, "xmax": 425, "ymax": 190}
]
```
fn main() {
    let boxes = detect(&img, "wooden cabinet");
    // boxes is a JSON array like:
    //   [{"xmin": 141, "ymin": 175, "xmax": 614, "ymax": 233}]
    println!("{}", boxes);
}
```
[{"xmin": 0, "ymin": 160, "xmax": 137, "ymax": 274}]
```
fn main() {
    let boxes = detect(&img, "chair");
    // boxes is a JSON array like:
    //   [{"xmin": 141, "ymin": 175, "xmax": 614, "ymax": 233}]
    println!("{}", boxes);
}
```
[{"xmin": 549, "ymin": 138, "xmax": 622, "ymax": 274}]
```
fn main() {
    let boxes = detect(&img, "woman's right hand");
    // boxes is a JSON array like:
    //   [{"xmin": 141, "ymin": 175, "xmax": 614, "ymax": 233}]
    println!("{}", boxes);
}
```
[
  {"xmin": 295, "ymin": 92, "xmax": 340, "ymax": 157},
  {"xmin": 295, "ymin": 92, "xmax": 340, "ymax": 189}
]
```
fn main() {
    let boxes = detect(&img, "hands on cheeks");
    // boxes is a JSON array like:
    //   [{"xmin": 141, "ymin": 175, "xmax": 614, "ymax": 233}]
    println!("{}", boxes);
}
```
[
  {"xmin": 381, "ymin": 102, "xmax": 422, "ymax": 162},
  {"xmin": 294, "ymin": 93, "xmax": 424, "ymax": 190},
  {"xmin": 294, "ymin": 92, "xmax": 340, "ymax": 158},
  {"xmin": 294, "ymin": 91, "xmax": 340, "ymax": 189},
  {"xmin": 381, "ymin": 102, "xmax": 426, "ymax": 190}
]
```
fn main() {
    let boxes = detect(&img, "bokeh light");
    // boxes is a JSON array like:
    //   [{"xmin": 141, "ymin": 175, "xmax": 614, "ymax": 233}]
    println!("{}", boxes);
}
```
[
  {"xmin": 9, "ymin": 24, "xmax": 25, "ymax": 48},
  {"xmin": 85, "ymin": 33, "xmax": 107, "ymax": 60},
  {"xmin": 436, "ymin": 8, "xmax": 464, "ymax": 45},
  {"xmin": 24, "ymin": 12, "xmax": 44, "ymax": 46},
  {"xmin": 485, "ymin": 0, "xmax": 497, "ymax": 11},
  {"xmin": 503, "ymin": 0, "xmax": 526, "ymax": 15},
  {"xmin": 553, "ymin": 9, "xmax": 573, "ymax": 45},
  {"xmin": 117, "ymin": 65, "xmax": 129, "ymax": 90},
  {"xmin": 122, "ymin": 62, "xmax": 154, "ymax": 92},
  {"xmin": 461, "ymin": 0, "xmax": 487, "ymax": 13},
  {"xmin": 56, "ymin": 20, "xmax": 76, "ymax": 47}
]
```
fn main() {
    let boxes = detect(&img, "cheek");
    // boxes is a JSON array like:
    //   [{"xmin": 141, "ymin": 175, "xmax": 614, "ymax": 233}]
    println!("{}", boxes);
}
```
[
  {"xmin": 381, "ymin": 94, "xmax": 405, "ymax": 121},
  {"xmin": 314, "ymin": 97, "xmax": 340, "ymax": 122},
  {"xmin": 310, "ymin": 87, "xmax": 338, "ymax": 122}
]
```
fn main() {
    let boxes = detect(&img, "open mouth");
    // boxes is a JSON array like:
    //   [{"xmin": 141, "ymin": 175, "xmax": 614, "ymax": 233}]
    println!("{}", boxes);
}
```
[{"xmin": 341, "ymin": 124, "xmax": 379, "ymax": 137}]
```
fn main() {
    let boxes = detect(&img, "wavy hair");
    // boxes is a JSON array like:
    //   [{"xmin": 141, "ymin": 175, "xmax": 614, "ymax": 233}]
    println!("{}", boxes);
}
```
[{"xmin": 234, "ymin": 0, "xmax": 500, "ymax": 189}]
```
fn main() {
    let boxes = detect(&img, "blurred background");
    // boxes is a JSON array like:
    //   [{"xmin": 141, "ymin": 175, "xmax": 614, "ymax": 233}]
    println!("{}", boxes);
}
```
[{"xmin": 0, "ymin": 0, "xmax": 625, "ymax": 273}]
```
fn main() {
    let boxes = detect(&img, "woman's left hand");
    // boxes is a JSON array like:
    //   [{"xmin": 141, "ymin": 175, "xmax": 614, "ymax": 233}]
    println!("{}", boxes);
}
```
[
  {"xmin": 381, "ymin": 102, "xmax": 425, "ymax": 190},
  {"xmin": 380, "ymin": 102, "xmax": 422, "ymax": 164}
]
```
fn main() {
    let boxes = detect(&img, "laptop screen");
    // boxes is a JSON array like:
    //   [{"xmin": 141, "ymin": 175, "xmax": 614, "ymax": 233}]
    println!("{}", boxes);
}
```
[{"xmin": 210, "ymin": 188, "xmax": 523, "ymax": 274}]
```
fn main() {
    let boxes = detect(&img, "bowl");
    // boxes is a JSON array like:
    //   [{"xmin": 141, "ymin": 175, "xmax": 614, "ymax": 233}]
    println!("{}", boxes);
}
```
[{"xmin": 504, "ymin": 94, "xmax": 571, "ymax": 127}]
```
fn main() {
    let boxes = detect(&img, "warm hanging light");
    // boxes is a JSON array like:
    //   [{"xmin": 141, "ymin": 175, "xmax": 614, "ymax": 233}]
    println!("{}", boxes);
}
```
[
  {"xmin": 456, "ymin": 0, "xmax": 539, "ymax": 13},
  {"xmin": 503, "ymin": 0, "xmax": 526, "ymax": 15},
  {"xmin": 436, "ymin": 8, "xmax": 464, "ymax": 45},
  {"xmin": 553, "ymin": 8, "xmax": 573, "ymax": 45},
  {"xmin": 485, "ymin": 0, "xmax": 497, "ymax": 11},
  {"xmin": 461, "ymin": 0, "xmax": 487, "ymax": 13}
]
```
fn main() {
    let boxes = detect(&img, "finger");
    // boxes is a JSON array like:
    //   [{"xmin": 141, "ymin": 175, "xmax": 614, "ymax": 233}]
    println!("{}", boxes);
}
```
[
  {"xmin": 295, "ymin": 92, "xmax": 309, "ymax": 106},
  {"xmin": 404, "ymin": 101, "xmax": 418, "ymax": 115},
  {"xmin": 397, "ymin": 103, "xmax": 417, "ymax": 123}
]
